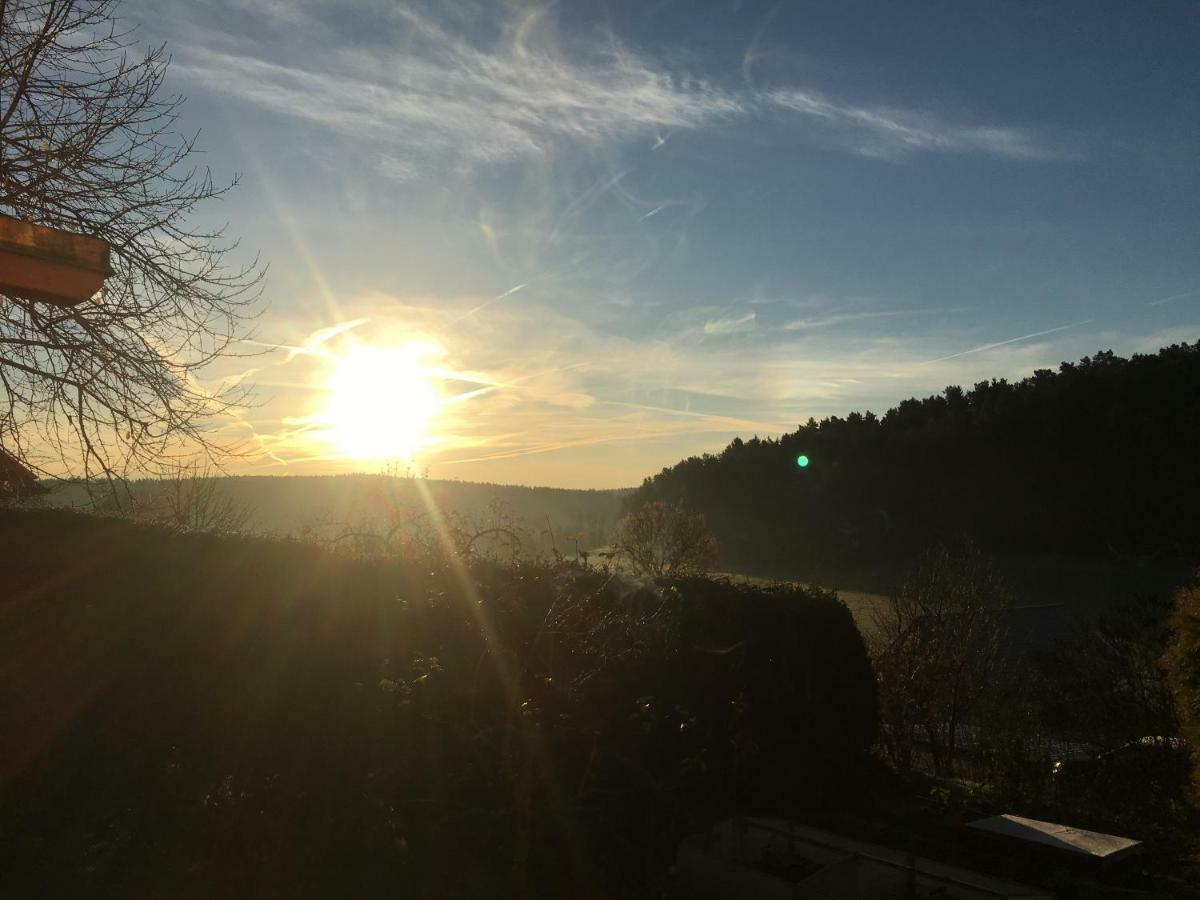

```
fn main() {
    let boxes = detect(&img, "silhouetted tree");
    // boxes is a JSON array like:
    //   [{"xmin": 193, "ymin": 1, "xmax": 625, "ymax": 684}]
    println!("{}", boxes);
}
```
[
  {"xmin": 611, "ymin": 500, "xmax": 718, "ymax": 577},
  {"xmin": 869, "ymin": 545, "xmax": 1015, "ymax": 777},
  {"xmin": 142, "ymin": 460, "xmax": 252, "ymax": 534},
  {"xmin": 1054, "ymin": 594, "xmax": 1179, "ymax": 748},
  {"xmin": 0, "ymin": 0, "xmax": 263, "ymax": 493}
]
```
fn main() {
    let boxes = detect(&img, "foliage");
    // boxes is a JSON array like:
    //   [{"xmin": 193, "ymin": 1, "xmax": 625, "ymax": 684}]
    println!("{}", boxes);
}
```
[
  {"xmin": 0, "ymin": 0, "xmax": 263, "ymax": 488},
  {"xmin": 327, "ymin": 496, "xmax": 530, "ymax": 563},
  {"xmin": 610, "ymin": 500, "xmax": 718, "ymax": 577},
  {"xmin": 0, "ymin": 508, "xmax": 878, "ymax": 897},
  {"xmin": 1164, "ymin": 572, "xmax": 1200, "ymax": 797},
  {"xmin": 869, "ymin": 545, "xmax": 1017, "ymax": 778},
  {"xmin": 870, "ymin": 548, "xmax": 1195, "ymax": 836},
  {"xmin": 1051, "ymin": 593, "xmax": 1179, "ymax": 747},
  {"xmin": 134, "ymin": 460, "xmax": 253, "ymax": 534},
  {"xmin": 632, "ymin": 344, "xmax": 1200, "ymax": 573}
]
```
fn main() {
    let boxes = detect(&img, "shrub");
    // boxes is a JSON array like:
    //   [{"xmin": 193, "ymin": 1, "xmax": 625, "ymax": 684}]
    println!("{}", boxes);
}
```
[
  {"xmin": 1163, "ymin": 572, "xmax": 1200, "ymax": 798},
  {"xmin": 0, "ymin": 508, "xmax": 877, "ymax": 897},
  {"xmin": 610, "ymin": 500, "xmax": 718, "ymax": 576},
  {"xmin": 870, "ymin": 544, "xmax": 1017, "ymax": 778}
]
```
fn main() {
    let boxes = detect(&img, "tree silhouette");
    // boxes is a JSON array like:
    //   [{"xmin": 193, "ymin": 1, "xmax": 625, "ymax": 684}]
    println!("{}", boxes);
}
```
[
  {"xmin": 869, "ymin": 545, "xmax": 1013, "ymax": 776},
  {"xmin": 1163, "ymin": 572, "xmax": 1200, "ymax": 797},
  {"xmin": 0, "ymin": 0, "xmax": 264, "ymax": 494},
  {"xmin": 611, "ymin": 500, "xmax": 718, "ymax": 577}
]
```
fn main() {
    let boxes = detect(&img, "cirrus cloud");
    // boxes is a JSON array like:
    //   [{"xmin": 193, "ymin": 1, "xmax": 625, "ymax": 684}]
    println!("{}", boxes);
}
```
[{"xmin": 165, "ymin": 2, "xmax": 1072, "ymax": 180}]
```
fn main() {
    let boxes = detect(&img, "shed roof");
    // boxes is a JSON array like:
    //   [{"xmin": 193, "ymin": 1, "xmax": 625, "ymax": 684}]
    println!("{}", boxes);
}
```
[{"xmin": 968, "ymin": 814, "xmax": 1141, "ymax": 864}]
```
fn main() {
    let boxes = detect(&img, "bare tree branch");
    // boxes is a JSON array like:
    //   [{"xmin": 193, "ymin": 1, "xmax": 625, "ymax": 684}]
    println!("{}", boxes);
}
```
[
  {"xmin": 0, "ymin": 0, "xmax": 265, "ymax": 501},
  {"xmin": 611, "ymin": 501, "xmax": 718, "ymax": 578}
]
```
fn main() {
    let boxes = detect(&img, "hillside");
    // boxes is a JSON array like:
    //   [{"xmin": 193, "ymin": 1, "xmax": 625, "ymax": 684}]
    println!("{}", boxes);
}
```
[
  {"xmin": 41, "ymin": 475, "xmax": 629, "ymax": 557},
  {"xmin": 632, "ymin": 343, "xmax": 1200, "ymax": 579}
]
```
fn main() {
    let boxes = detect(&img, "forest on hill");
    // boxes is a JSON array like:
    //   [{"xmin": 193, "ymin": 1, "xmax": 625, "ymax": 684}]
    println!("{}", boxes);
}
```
[
  {"xmin": 632, "ymin": 343, "xmax": 1200, "ymax": 577},
  {"xmin": 41, "ymin": 475, "xmax": 629, "ymax": 558}
]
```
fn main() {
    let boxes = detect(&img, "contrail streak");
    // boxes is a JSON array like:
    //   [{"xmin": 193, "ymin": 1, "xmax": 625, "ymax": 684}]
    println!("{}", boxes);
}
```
[
  {"xmin": 451, "ymin": 282, "xmax": 528, "ymax": 323},
  {"xmin": 924, "ymin": 320, "xmax": 1092, "ymax": 364},
  {"xmin": 438, "ymin": 427, "xmax": 693, "ymax": 466},
  {"xmin": 239, "ymin": 318, "xmax": 371, "ymax": 363},
  {"xmin": 1148, "ymin": 289, "xmax": 1199, "ymax": 306},
  {"xmin": 601, "ymin": 399, "xmax": 785, "ymax": 433}
]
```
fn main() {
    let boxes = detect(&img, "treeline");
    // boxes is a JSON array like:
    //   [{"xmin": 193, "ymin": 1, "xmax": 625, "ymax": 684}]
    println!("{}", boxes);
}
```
[
  {"xmin": 632, "ymin": 343, "xmax": 1200, "ymax": 574},
  {"xmin": 40, "ymin": 473, "xmax": 629, "ymax": 556}
]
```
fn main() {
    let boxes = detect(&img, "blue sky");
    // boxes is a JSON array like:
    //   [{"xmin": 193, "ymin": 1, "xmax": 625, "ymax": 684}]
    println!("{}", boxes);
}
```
[{"xmin": 128, "ymin": 0, "xmax": 1200, "ymax": 487}]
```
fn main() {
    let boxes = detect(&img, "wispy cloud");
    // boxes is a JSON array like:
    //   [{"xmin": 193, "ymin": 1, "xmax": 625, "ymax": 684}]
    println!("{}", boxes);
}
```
[
  {"xmin": 163, "ymin": 3, "xmax": 1070, "ymax": 179},
  {"xmin": 703, "ymin": 311, "xmax": 757, "ymax": 335},
  {"xmin": 171, "ymin": 6, "xmax": 744, "ymax": 174},
  {"xmin": 766, "ymin": 89, "xmax": 1072, "ymax": 161},
  {"xmin": 783, "ymin": 308, "xmax": 953, "ymax": 331}
]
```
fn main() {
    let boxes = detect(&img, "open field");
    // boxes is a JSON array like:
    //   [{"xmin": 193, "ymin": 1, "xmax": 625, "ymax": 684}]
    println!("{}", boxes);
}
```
[{"xmin": 720, "ymin": 554, "xmax": 1193, "ymax": 644}]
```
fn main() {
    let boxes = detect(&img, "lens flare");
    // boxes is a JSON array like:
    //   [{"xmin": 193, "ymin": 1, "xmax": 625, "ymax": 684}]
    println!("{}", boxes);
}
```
[{"xmin": 796, "ymin": 454, "xmax": 810, "ymax": 468}]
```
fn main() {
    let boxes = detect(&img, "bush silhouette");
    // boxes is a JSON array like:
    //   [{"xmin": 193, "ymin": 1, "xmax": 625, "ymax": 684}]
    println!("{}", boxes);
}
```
[{"xmin": 0, "ymin": 508, "xmax": 877, "ymax": 897}]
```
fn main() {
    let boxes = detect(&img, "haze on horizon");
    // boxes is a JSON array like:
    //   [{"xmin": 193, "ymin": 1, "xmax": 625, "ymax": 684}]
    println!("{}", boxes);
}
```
[{"xmin": 127, "ymin": 0, "xmax": 1199, "ymax": 489}]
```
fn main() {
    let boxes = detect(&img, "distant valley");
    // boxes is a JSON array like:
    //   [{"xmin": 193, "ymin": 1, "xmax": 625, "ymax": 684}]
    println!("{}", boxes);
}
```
[{"xmin": 41, "ymin": 474, "xmax": 630, "ymax": 558}]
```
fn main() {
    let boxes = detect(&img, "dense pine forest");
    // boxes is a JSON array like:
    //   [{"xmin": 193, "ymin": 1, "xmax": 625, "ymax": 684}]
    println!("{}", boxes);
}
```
[{"xmin": 632, "ymin": 343, "xmax": 1200, "ymax": 575}]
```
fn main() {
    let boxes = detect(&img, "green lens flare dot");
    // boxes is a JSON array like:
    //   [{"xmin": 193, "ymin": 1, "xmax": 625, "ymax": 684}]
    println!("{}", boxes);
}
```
[{"xmin": 796, "ymin": 455, "xmax": 810, "ymax": 468}]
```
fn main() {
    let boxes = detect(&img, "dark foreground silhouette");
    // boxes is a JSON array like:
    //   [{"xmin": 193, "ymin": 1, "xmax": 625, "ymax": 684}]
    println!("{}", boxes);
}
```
[{"xmin": 0, "ymin": 509, "xmax": 875, "ymax": 898}]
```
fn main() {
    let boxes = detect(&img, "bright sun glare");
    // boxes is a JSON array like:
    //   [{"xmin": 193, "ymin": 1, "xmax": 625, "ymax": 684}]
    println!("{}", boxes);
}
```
[{"xmin": 323, "ymin": 344, "xmax": 442, "ymax": 461}]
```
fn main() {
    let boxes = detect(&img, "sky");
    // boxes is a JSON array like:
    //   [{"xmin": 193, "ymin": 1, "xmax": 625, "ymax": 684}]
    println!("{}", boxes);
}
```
[{"xmin": 123, "ymin": 0, "xmax": 1200, "ymax": 488}]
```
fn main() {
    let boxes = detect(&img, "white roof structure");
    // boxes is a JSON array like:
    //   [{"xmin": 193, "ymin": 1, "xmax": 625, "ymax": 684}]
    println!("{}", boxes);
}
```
[
  {"xmin": 676, "ymin": 817, "xmax": 1055, "ymax": 899},
  {"xmin": 968, "ymin": 814, "xmax": 1141, "ymax": 865}
]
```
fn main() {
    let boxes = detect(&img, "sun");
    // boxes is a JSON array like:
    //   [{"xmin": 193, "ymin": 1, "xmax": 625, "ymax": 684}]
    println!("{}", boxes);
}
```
[{"xmin": 322, "ymin": 344, "xmax": 442, "ymax": 461}]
